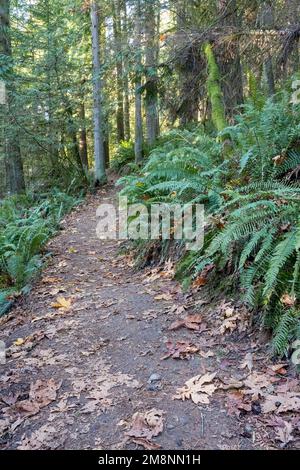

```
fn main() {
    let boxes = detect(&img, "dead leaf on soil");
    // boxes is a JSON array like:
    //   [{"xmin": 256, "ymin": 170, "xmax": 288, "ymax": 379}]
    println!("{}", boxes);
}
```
[
  {"xmin": 262, "ymin": 392, "xmax": 300, "ymax": 414},
  {"xmin": 275, "ymin": 420, "xmax": 294, "ymax": 446},
  {"xmin": 239, "ymin": 352, "xmax": 253, "ymax": 373},
  {"xmin": 125, "ymin": 409, "xmax": 164, "ymax": 450},
  {"xmin": 174, "ymin": 372, "xmax": 217, "ymax": 405},
  {"xmin": 51, "ymin": 296, "xmax": 72, "ymax": 310},
  {"xmin": 199, "ymin": 350, "xmax": 214, "ymax": 358},
  {"xmin": 243, "ymin": 372, "xmax": 279, "ymax": 398},
  {"xmin": 161, "ymin": 340, "xmax": 199, "ymax": 360},
  {"xmin": 154, "ymin": 293, "xmax": 173, "ymax": 302},
  {"xmin": 131, "ymin": 438, "xmax": 161, "ymax": 450},
  {"xmin": 17, "ymin": 424, "xmax": 66, "ymax": 450},
  {"xmin": 169, "ymin": 314, "xmax": 203, "ymax": 332}
]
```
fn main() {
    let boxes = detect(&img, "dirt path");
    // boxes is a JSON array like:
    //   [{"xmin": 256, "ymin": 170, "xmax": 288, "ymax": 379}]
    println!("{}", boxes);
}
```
[{"xmin": 0, "ymin": 184, "xmax": 299, "ymax": 450}]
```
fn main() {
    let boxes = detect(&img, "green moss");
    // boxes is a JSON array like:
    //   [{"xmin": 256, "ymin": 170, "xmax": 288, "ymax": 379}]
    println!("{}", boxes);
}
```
[
  {"xmin": 247, "ymin": 69, "xmax": 264, "ymax": 110},
  {"xmin": 204, "ymin": 43, "xmax": 227, "ymax": 133}
]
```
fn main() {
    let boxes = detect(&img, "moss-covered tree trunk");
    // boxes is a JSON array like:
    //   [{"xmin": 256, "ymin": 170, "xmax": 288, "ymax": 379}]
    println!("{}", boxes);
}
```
[{"xmin": 204, "ymin": 43, "xmax": 227, "ymax": 133}]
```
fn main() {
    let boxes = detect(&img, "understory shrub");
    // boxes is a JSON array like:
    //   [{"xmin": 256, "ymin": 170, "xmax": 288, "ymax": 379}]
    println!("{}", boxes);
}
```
[
  {"xmin": 0, "ymin": 190, "xmax": 80, "ymax": 315},
  {"xmin": 119, "ymin": 91, "xmax": 300, "ymax": 355}
]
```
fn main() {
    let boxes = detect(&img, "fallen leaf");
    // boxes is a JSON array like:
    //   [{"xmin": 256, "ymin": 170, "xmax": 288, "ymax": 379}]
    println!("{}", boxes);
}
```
[
  {"xmin": 154, "ymin": 293, "xmax": 173, "ymax": 302},
  {"xmin": 161, "ymin": 340, "xmax": 199, "ymax": 360},
  {"xmin": 51, "ymin": 296, "xmax": 72, "ymax": 309},
  {"xmin": 29, "ymin": 378, "xmax": 62, "ymax": 408},
  {"xmin": 262, "ymin": 393, "xmax": 300, "ymax": 414},
  {"xmin": 174, "ymin": 372, "xmax": 217, "ymax": 405},
  {"xmin": 239, "ymin": 353, "xmax": 253, "ymax": 372},
  {"xmin": 126, "ymin": 409, "xmax": 164, "ymax": 440},
  {"xmin": 13, "ymin": 338, "xmax": 25, "ymax": 346},
  {"xmin": 199, "ymin": 350, "xmax": 214, "ymax": 358},
  {"xmin": 131, "ymin": 438, "xmax": 161, "ymax": 450},
  {"xmin": 169, "ymin": 314, "xmax": 203, "ymax": 332},
  {"xmin": 275, "ymin": 421, "xmax": 294, "ymax": 446},
  {"xmin": 280, "ymin": 293, "xmax": 296, "ymax": 307}
]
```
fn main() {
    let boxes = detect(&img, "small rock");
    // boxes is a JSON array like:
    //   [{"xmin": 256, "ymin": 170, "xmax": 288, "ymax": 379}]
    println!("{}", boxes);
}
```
[
  {"xmin": 147, "ymin": 383, "xmax": 162, "ymax": 392},
  {"xmin": 251, "ymin": 401, "xmax": 262, "ymax": 415},
  {"xmin": 148, "ymin": 373, "xmax": 162, "ymax": 383},
  {"xmin": 241, "ymin": 424, "xmax": 253, "ymax": 439}
]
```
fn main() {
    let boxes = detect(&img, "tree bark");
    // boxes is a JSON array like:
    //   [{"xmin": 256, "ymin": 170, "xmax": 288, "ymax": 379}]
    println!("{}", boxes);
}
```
[
  {"xmin": 217, "ymin": 0, "xmax": 244, "ymax": 119},
  {"xmin": 79, "ymin": 100, "xmax": 88, "ymax": 170},
  {"xmin": 144, "ymin": 0, "xmax": 159, "ymax": 146},
  {"xmin": 134, "ymin": 0, "xmax": 143, "ymax": 164},
  {"xmin": 0, "ymin": 0, "xmax": 25, "ymax": 194},
  {"xmin": 259, "ymin": 1, "xmax": 276, "ymax": 96},
  {"xmin": 113, "ymin": 0, "xmax": 125, "ymax": 143},
  {"xmin": 122, "ymin": 0, "xmax": 131, "ymax": 141},
  {"xmin": 90, "ymin": 1, "xmax": 106, "ymax": 183}
]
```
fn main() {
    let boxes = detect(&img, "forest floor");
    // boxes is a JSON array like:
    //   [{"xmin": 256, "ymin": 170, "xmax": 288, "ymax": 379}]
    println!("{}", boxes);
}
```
[{"xmin": 0, "ymin": 182, "xmax": 300, "ymax": 450}]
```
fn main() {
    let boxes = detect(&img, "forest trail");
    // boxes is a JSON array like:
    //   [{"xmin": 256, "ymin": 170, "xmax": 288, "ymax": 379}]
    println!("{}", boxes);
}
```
[{"xmin": 0, "ymin": 183, "xmax": 287, "ymax": 450}]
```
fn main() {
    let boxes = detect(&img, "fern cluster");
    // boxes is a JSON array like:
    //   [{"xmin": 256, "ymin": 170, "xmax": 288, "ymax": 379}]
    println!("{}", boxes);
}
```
[
  {"xmin": 0, "ymin": 190, "xmax": 80, "ymax": 315},
  {"xmin": 119, "ymin": 91, "xmax": 300, "ymax": 355}
]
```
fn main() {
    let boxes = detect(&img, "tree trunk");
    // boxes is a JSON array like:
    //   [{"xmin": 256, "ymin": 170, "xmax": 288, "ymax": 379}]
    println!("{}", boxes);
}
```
[
  {"xmin": 175, "ymin": 0, "xmax": 200, "ymax": 126},
  {"xmin": 45, "ymin": 0, "xmax": 59, "ymax": 175},
  {"xmin": 90, "ymin": 1, "xmax": 106, "ymax": 183},
  {"xmin": 217, "ymin": 0, "xmax": 244, "ymax": 119},
  {"xmin": 259, "ymin": 1, "xmax": 276, "ymax": 96},
  {"xmin": 0, "ymin": 0, "xmax": 25, "ymax": 194},
  {"xmin": 134, "ymin": 0, "xmax": 143, "ymax": 164},
  {"xmin": 113, "ymin": 0, "xmax": 125, "ymax": 143},
  {"xmin": 122, "ymin": 0, "xmax": 131, "ymax": 141},
  {"xmin": 79, "ymin": 101, "xmax": 89, "ymax": 170},
  {"xmin": 145, "ymin": 0, "xmax": 159, "ymax": 146}
]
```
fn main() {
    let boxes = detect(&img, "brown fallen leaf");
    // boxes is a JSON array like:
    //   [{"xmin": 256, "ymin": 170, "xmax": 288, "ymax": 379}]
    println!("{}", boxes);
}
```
[
  {"xmin": 154, "ymin": 293, "xmax": 173, "ymax": 302},
  {"xmin": 161, "ymin": 340, "xmax": 199, "ymax": 360},
  {"xmin": 42, "ymin": 276, "xmax": 60, "ymax": 284},
  {"xmin": 13, "ymin": 338, "xmax": 25, "ymax": 346},
  {"xmin": 17, "ymin": 424, "xmax": 66, "ymax": 450},
  {"xmin": 192, "ymin": 264, "xmax": 215, "ymax": 288},
  {"xmin": 262, "ymin": 393, "xmax": 300, "ymax": 414},
  {"xmin": 125, "ymin": 409, "xmax": 164, "ymax": 449},
  {"xmin": 131, "ymin": 438, "xmax": 161, "ymax": 450},
  {"xmin": 275, "ymin": 420, "xmax": 294, "ymax": 447},
  {"xmin": 239, "ymin": 352, "xmax": 253, "ymax": 372},
  {"xmin": 169, "ymin": 314, "xmax": 203, "ymax": 332},
  {"xmin": 243, "ymin": 372, "xmax": 279, "ymax": 398},
  {"xmin": 5, "ymin": 378, "xmax": 62, "ymax": 419},
  {"xmin": 51, "ymin": 296, "xmax": 72, "ymax": 309},
  {"xmin": 174, "ymin": 372, "xmax": 217, "ymax": 405},
  {"xmin": 199, "ymin": 350, "xmax": 214, "ymax": 358},
  {"xmin": 30, "ymin": 378, "xmax": 62, "ymax": 408},
  {"xmin": 269, "ymin": 364, "xmax": 288, "ymax": 375},
  {"xmin": 280, "ymin": 293, "xmax": 296, "ymax": 307}
]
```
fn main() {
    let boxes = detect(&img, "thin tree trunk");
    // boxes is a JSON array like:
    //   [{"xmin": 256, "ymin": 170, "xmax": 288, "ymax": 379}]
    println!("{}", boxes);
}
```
[
  {"xmin": 134, "ymin": 0, "xmax": 143, "ymax": 164},
  {"xmin": 145, "ymin": 0, "xmax": 159, "ymax": 146},
  {"xmin": 90, "ymin": 1, "xmax": 106, "ymax": 183},
  {"xmin": 0, "ymin": 0, "xmax": 25, "ymax": 194},
  {"xmin": 113, "ymin": 0, "xmax": 125, "ymax": 143},
  {"xmin": 100, "ymin": 16, "xmax": 110, "ymax": 167},
  {"xmin": 122, "ymin": 0, "xmax": 131, "ymax": 141},
  {"xmin": 45, "ymin": 0, "xmax": 59, "ymax": 174},
  {"xmin": 260, "ymin": 1, "xmax": 276, "ymax": 96},
  {"xmin": 79, "ymin": 101, "xmax": 88, "ymax": 170},
  {"xmin": 217, "ymin": 0, "xmax": 244, "ymax": 119},
  {"xmin": 175, "ymin": 0, "xmax": 200, "ymax": 126}
]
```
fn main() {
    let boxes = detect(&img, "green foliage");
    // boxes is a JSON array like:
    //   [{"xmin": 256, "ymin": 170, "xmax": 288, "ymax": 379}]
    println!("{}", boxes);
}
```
[
  {"xmin": 204, "ymin": 43, "xmax": 227, "ymax": 133},
  {"xmin": 0, "ymin": 190, "xmax": 80, "ymax": 315},
  {"xmin": 111, "ymin": 141, "xmax": 135, "ymax": 172},
  {"xmin": 120, "ymin": 92, "xmax": 300, "ymax": 355}
]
